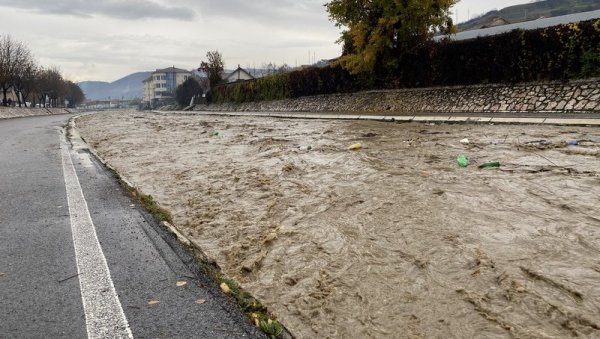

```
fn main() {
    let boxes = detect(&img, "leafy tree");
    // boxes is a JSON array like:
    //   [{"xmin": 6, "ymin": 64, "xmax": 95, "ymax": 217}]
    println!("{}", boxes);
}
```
[
  {"xmin": 175, "ymin": 77, "xmax": 203, "ymax": 106},
  {"xmin": 199, "ymin": 50, "xmax": 224, "ymax": 89},
  {"xmin": 326, "ymin": 0, "xmax": 457, "ymax": 74}
]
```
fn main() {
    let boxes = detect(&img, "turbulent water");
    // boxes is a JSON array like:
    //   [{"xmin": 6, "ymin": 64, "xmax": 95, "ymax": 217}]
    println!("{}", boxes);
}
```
[{"xmin": 77, "ymin": 112, "xmax": 600, "ymax": 338}]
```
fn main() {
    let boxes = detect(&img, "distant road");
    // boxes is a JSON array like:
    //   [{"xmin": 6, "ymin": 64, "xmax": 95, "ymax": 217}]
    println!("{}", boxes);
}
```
[{"xmin": 0, "ymin": 114, "xmax": 265, "ymax": 338}]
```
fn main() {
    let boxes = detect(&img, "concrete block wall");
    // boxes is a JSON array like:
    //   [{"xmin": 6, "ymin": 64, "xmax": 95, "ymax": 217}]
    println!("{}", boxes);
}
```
[{"xmin": 197, "ymin": 79, "xmax": 600, "ymax": 114}]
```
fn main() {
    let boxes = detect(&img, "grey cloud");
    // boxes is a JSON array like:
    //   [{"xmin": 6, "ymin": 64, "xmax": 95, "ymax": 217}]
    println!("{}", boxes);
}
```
[
  {"xmin": 182, "ymin": 0, "xmax": 329, "ymax": 26},
  {"xmin": 35, "ymin": 33, "xmax": 208, "ymax": 75},
  {"xmin": 0, "ymin": 0, "xmax": 196, "ymax": 20}
]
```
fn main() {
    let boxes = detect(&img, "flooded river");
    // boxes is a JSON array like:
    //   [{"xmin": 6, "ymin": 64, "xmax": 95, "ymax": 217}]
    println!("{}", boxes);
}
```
[{"xmin": 77, "ymin": 112, "xmax": 600, "ymax": 338}]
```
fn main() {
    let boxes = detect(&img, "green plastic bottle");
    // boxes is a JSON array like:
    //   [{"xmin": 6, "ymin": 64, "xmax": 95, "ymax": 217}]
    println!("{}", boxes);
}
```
[
  {"xmin": 457, "ymin": 155, "xmax": 469, "ymax": 168},
  {"xmin": 478, "ymin": 161, "xmax": 501, "ymax": 169}
]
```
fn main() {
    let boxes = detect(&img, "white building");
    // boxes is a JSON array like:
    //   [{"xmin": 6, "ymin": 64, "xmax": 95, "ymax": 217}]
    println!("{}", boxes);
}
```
[
  {"xmin": 225, "ymin": 65, "xmax": 255, "ymax": 83},
  {"xmin": 143, "ymin": 66, "xmax": 192, "ymax": 103}
]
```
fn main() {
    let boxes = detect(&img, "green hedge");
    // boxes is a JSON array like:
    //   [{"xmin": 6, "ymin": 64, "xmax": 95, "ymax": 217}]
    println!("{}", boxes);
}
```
[
  {"xmin": 400, "ymin": 19, "xmax": 600, "ymax": 86},
  {"xmin": 213, "ymin": 65, "xmax": 361, "ymax": 104},
  {"xmin": 214, "ymin": 19, "xmax": 600, "ymax": 104},
  {"xmin": 213, "ymin": 73, "xmax": 288, "ymax": 104}
]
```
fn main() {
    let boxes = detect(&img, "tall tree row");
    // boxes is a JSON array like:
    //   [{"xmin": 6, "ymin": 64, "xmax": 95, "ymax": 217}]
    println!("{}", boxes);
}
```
[{"xmin": 0, "ymin": 35, "xmax": 85, "ymax": 108}]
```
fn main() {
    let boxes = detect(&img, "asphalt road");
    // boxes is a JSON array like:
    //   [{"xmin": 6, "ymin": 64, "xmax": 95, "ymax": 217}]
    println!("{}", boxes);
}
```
[{"xmin": 0, "ymin": 114, "xmax": 266, "ymax": 339}]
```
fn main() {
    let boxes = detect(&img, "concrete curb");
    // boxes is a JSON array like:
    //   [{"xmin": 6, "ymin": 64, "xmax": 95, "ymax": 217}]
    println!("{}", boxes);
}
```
[
  {"xmin": 68, "ymin": 118, "xmax": 137, "ymax": 190},
  {"xmin": 162, "ymin": 221, "xmax": 191, "ymax": 247},
  {"xmin": 154, "ymin": 110, "xmax": 600, "ymax": 127}
]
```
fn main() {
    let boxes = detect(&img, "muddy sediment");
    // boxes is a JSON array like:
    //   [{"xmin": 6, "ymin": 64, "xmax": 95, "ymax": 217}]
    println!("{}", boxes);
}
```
[{"xmin": 76, "ymin": 112, "xmax": 600, "ymax": 338}]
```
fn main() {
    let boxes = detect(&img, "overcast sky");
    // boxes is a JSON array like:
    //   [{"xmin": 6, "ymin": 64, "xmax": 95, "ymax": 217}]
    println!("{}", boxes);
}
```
[{"xmin": 0, "ymin": 0, "xmax": 531, "ymax": 82}]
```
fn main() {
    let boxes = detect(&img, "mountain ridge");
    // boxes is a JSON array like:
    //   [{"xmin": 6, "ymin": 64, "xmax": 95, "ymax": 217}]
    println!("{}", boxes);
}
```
[
  {"xmin": 78, "ymin": 71, "xmax": 151, "ymax": 101},
  {"xmin": 79, "ymin": 68, "xmax": 274, "ymax": 101},
  {"xmin": 458, "ymin": 0, "xmax": 600, "ymax": 31}
]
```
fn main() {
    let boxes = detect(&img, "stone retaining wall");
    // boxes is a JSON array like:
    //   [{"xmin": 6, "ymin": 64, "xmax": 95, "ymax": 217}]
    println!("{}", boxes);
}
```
[
  {"xmin": 196, "ymin": 79, "xmax": 600, "ymax": 114},
  {"xmin": 0, "ymin": 107, "xmax": 73, "ymax": 120}
]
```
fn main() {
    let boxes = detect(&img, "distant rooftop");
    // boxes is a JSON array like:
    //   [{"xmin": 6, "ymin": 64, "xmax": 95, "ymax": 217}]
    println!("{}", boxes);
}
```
[
  {"xmin": 154, "ymin": 66, "xmax": 191, "ymax": 74},
  {"xmin": 437, "ymin": 9, "xmax": 600, "ymax": 41}
]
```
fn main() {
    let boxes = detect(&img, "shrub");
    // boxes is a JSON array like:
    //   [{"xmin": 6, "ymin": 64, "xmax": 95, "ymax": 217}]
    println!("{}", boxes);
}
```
[{"xmin": 581, "ymin": 48, "xmax": 600, "ymax": 77}]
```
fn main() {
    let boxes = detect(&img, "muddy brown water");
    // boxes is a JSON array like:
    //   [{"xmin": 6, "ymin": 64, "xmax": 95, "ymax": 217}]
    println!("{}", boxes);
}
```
[{"xmin": 76, "ymin": 112, "xmax": 600, "ymax": 338}]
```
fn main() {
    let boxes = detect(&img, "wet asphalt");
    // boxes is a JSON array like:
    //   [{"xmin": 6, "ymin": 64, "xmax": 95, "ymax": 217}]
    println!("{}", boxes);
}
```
[{"xmin": 0, "ymin": 114, "xmax": 265, "ymax": 339}]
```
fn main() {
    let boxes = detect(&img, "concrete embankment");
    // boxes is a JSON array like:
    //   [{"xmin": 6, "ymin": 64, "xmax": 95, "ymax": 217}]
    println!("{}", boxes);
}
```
[
  {"xmin": 0, "ymin": 107, "xmax": 73, "ymax": 120},
  {"xmin": 196, "ymin": 78, "xmax": 600, "ymax": 114}
]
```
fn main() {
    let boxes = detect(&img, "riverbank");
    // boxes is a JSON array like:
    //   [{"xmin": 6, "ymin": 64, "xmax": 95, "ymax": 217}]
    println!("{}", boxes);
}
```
[{"xmin": 76, "ymin": 111, "xmax": 600, "ymax": 338}]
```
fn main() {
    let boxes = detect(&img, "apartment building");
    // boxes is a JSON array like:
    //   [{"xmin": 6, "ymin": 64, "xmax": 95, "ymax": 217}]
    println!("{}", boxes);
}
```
[{"xmin": 143, "ymin": 66, "xmax": 192, "ymax": 104}]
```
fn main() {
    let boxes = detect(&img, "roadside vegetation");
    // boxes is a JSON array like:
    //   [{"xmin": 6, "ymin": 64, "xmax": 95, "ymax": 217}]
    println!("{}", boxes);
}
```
[
  {"xmin": 0, "ymin": 35, "xmax": 85, "ymax": 108},
  {"xmin": 218, "ymin": 276, "xmax": 284, "ymax": 339},
  {"xmin": 215, "ymin": 0, "xmax": 600, "ymax": 104}
]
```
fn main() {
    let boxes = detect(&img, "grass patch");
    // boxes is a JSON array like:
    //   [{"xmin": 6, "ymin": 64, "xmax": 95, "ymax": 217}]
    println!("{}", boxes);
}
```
[
  {"xmin": 218, "ymin": 276, "xmax": 284, "ymax": 339},
  {"xmin": 106, "ymin": 167, "xmax": 173, "ymax": 224},
  {"xmin": 126, "ymin": 186, "xmax": 172, "ymax": 223},
  {"xmin": 138, "ymin": 193, "xmax": 172, "ymax": 223},
  {"xmin": 259, "ymin": 317, "xmax": 284, "ymax": 338}
]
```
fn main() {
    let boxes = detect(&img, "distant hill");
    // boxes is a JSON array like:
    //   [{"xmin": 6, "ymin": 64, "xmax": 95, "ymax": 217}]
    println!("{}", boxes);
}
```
[
  {"xmin": 78, "ymin": 71, "xmax": 151, "ymax": 101},
  {"xmin": 79, "ymin": 67, "xmax": 288, "ymax": 101},
  {"xmin": 458, "ymin": 0, "xmax": 600, "ymax": 31}
]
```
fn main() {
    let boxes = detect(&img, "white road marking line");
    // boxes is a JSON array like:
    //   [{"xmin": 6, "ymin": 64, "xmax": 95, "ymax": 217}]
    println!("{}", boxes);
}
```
[{"xmin": 60, "ymin": 132, "xmax": 133, "ymax": 339}]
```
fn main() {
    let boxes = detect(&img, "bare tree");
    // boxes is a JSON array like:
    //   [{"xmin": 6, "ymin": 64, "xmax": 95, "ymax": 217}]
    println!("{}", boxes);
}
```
[
  {"xmin": 194, "ymin": 75, "xmax": 209, "ymax": 92},
  {"xmin": 37, "ymin": 67, "xmax": 65, "ymax": 107},
  {"xmin": 48, "ymin": 67, "xmax": 67, "ymax": 108},
  {"xmin": 263, "ymin": 62, "xmax": 278, "ymax": 76},
  {"xmin": 199, "ymin": 50, "xmax": 225, "ymax": 89},
  {"xmin": 64, "ymin": 80, "xmax": 85, "ymax": 108},
  {"xmin": 262, "ymin": 62, "xmax": 292, "ymax": 76},
  {"xmin": 0, "ymin": 35, "xmax": 31, "ymax": 106},
  {"xmin": 12, "ymin": 53, "xmax": 37, "ymax": 107},
  {"xmin": 0, "ymin": 35, "xmax": 11, "ymax": 105},
  {"xmin": 0, "ymin": 35, "xmax": 84, "ymax": 108}
]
